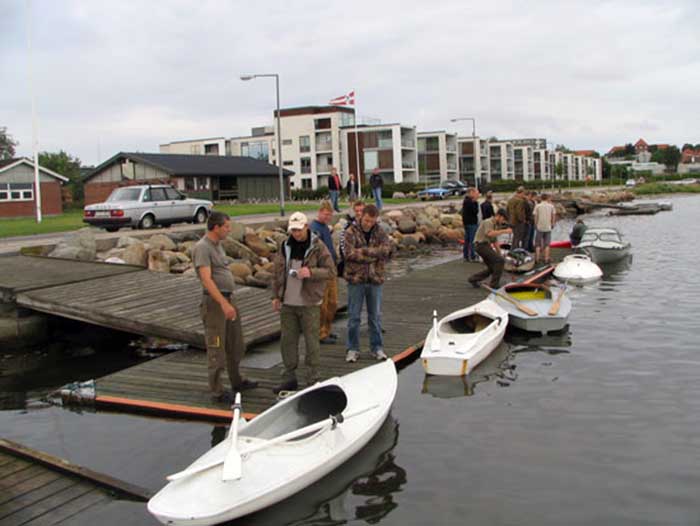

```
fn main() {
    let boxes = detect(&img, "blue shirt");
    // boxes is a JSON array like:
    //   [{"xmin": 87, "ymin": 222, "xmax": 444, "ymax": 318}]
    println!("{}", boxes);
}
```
[{"xmin": 310, "ymin": 219, "xmax": 336, "ymax": 262}]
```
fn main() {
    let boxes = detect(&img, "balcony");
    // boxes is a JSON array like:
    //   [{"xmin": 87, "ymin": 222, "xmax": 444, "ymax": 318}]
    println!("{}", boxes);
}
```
[{"xmin": 402, "ymin": 160, "xmax": 416, "ymax": 169}]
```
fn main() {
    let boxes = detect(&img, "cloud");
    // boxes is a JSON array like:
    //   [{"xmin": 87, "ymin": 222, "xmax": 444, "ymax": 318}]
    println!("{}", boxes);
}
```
[{"xmin": 1, "ymin": 0, "xmax": 699, "ymax": 164}]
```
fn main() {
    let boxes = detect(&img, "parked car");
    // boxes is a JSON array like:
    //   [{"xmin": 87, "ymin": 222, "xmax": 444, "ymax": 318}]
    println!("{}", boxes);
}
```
[
  {"xmin": 625, "ymin": 178, "xmax": 637, "ymax": 188},
  {"xmin": 417, "ymin": 180, "xmax": 468, "ymax": 200},
  {"xmin": 83, "ymin": 185, "xmax": 213, "ymax": 232}
]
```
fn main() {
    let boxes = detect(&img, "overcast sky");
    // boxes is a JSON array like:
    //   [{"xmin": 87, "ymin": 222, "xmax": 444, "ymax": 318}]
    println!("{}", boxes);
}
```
[{"xmin": 2, "ymin": 0, "xmax": 699, "ymax": 166}]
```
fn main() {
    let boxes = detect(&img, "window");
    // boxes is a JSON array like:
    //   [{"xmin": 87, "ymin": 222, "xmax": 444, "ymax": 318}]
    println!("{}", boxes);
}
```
[
  {"xmin": 0, "ymin": 183, "xmax": 34, "ymax": 202},
  {"xmin": 145, "ymin": 188, "xmax": 167, "ymax": 201},
  {"xmin": 283, "ymin": 139, "xmax": 293, "ymax": 146},
  {"xmin": 299, "ymin": 136, "xmax": 310, "ymax": 153},
  {"xmin": 185, "ymin": 178, "xmax": 195, "ymax": 191},
  {"xmin": 165, "ymin": 187, "xmax": 181, "ymax": 200},
  {"xmin": 283, "ymin": 160, "xmax": 294, "ymax": 166},
  {"xmin": 196, "ymin": 177, "xmax": 209, "ymax": 191},
  {"xmin": 241, "ymin": 142, "xmax": 269, "ymax": 161},
  {"xmin": 301, "ymin": 178, "xmax": 312, "ymax": 189},
  {"xmin": 364, "ymin": 151, "xmax": 378, "ymax": 172},
  {"xmin": 300, "ymin": 157, "xmax": 311, "ymax": 174},
  {"xmin": 107, "ymin": 187, "xmax": 142, "ymax": 202},
  {"xmin": 204, "ymin": 144, "xmax": 219, "ymax": 155}
]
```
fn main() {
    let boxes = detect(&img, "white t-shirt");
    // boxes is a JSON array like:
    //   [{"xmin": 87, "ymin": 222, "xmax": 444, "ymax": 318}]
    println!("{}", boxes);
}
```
[{"xmin": 534, "ymin": 201, "xmax": 555, "ymax": 232}]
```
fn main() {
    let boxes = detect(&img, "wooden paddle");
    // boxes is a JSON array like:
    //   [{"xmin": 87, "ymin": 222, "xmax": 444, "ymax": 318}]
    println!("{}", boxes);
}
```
[
  {"xmin": 166, "ymin": 404, "xmax": 380, "ymax": 482},
  {"xmin": 221, "ymin": 392, "xmax": 243, "ymax": 481},
  {"xmin": 482, "ymin": 285, "xmax": 538, "ymax": 317},
  {"xmin": 548, "ymin": 284, "xmax": 567, "ymax": 316}
]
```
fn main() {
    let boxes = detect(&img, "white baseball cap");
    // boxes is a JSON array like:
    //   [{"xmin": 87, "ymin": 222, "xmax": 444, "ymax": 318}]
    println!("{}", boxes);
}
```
[{"xmin": 287, "ymin": 212, "xmax": 308, "ymax": 232}]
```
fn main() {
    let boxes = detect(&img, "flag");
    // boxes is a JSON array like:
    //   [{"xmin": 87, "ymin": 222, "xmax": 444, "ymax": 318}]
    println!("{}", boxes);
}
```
[{"xmin": 328, "ymin": 90, "xmax": 355, "ymax": 106}]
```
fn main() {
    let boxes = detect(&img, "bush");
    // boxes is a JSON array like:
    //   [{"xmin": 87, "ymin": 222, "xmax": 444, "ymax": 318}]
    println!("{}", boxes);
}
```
[
  {"xmin": 634, "ymin": 182, "xmax": 700, "ymax": 195},
  {"xmin": 291, "ymin": 186, "xmax": 330, "ymax": 200},
  {"xmin": 381, "ymin": 182, "xmax": 425, "ymax": 197}
]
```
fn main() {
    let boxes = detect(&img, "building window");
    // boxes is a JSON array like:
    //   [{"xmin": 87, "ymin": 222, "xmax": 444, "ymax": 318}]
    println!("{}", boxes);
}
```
[
  {"xmin": 241, "ymin": 142, "xmax": 269, "ymax": 161},
  {"xmin": 0, "ymin": 183, "xmax": 33, "ymax": 201},
  {"xmin": 283, "ymin": 160, "xmax": 294, "ymax": 166},
  {"xmin": 204, "ymin": 144, "xmax": 219, "ymax": 155},
  {"xmin": 299, "ymin": 136, "xmax": 310, "ymax": 153},
  {"xmin": 185, "ymin": 177, "xmax": 195, "ymax": 191},
  {"xmin": 364, "ymin": 151, "xmax": 378, "ymax": 172},
  {"xmin": 283, "ymin": 139, "xmax": 293, "ymax": 146},
  {"xmin": 196, "ymin": 177, "xmax": 209, "ymax": 190},
  {"xmin": 301, "ymin": 178, "xmax": 312, "ymax": 189},
  {"xmin": 300, "ymin": 157, "xmax": 311, "ymax": 174}
]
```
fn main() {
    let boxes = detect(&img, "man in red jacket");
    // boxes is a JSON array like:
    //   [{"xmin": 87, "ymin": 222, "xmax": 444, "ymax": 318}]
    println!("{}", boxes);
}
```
[{"xmin": 327, "ymin": 167, "xmax": 342, "ymax": 212}]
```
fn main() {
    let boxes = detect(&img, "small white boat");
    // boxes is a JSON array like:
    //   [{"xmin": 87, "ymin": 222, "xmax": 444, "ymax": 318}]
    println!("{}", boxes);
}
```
[
  {"xmin": 421, "ymin": 299, "xmax": 508, "ymax": 376},
  {"xmin": 553, "ymin": 254, "xmax": 603, "ymax": 285},
  {"xmin": 148, "ymin": 360, "xmax": 397, "ymax": 526},
  {"xmin": 489, "ymin": 283, "xmax": 571, "ymax": 336},
  {"xmin": 576, "ymin": 227, "xmax": 631, "ymax": 264}
]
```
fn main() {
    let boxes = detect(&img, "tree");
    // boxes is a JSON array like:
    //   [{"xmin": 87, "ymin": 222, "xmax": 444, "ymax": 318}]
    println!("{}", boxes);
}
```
[
  {"xmin": 555, "ymin": 144, "xmax": 571, "ymax": 153},
  {"xmin": 39, "ymin": 150, "xmax": 84, "ymax": 202},
  {"xmin": 650, "ymin": 146, "xmax": 681, "ymax": 171},
  {"xmin": 0, "ymin": 127, "xmax": 18, "ymax": 160},
  {"xmin": 623, "ymin": 143, "xmax": 635, "ymax": 156},
  {"xmin": 554, "ymin": 162, "xmax": 564, "ymax": 180},
  {"xmin": 682, "ymin": 143, "xmax": 694, "ymax": 151}
]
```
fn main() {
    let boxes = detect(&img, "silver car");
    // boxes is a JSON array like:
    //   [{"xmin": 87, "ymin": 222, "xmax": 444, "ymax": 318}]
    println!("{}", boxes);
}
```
[{"xmin": 83, "ymin": 184, "xmax": 213, "ymax": 232}]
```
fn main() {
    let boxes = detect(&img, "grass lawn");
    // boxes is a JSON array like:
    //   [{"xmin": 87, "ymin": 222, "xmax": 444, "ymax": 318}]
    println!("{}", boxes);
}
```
[
  {"xmin": 633, "ymin": 182, "xmax": 700, "ymax": 195},
  {"xmin": 0, "ymin": 198, "xmax": 429, "ymax": 239}
]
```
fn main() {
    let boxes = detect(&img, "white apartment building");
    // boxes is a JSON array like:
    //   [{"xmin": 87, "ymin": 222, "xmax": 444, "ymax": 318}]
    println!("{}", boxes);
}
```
[
  {"xmin": 457, "ymin": 136, "xmax": 489, "ymax": 187},
  {"xmin": 160, "ymin": 137, "xmax": 228, "ymax": 156},
  {"xmin": 489, "ymin": 141, "xmax": 515, "ymax": 181},
  {"xmin": 533, "ymin": 149, "xmax": 553, "ymax": 181},
  {"xmin": 340, "ymin": 124, "xmax": 418, "ymax": 188},
  {"xmin": 514, "ymin": 145, "xmax": 535, "ymax": 181},
  {"xmin": 417, "ymin": 131, "xmax": 458, "ymax": 185}
]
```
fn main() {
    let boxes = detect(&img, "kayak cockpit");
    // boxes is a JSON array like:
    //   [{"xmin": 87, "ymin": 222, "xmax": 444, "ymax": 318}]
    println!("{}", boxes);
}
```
[
  {"xmin": 443, "ymin": 313, "xmax": 494, "ymax": 335},
  {"xmin": 239, "ymin": 385, "xmax": 348, "ymax": 441}
]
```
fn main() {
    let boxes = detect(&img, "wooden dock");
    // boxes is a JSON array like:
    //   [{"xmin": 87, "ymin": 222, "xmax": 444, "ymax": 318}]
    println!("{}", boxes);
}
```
[{"xmin": 0, "ymin": 439, "xmax": 151, "ymax": 526}]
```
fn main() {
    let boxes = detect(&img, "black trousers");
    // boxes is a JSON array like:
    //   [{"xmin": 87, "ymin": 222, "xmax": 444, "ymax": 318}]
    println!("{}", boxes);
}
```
[{"xmin": 470, "ymin": 243, "xmax": 505, "ymax": 288}]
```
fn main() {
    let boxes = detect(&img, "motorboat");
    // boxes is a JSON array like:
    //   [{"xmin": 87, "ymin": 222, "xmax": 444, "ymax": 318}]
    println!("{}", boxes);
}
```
[
  {"xmin": 553, "ymin": 254, "xmax": 603, "ymax": 285},
  {"xmin": 421, "ymin": 299, "xmax": 508, "ymax": 376},
  {"xmin": 488, "ymin": 283, "xmax": 571, "ymax": 335},
  {"xmin": 575, "ymin": 227, "xmax": 631, "ymax": 264},
  {"xmin": 148, "ymin": 360, "xmax": 397, "ymax": 526}
]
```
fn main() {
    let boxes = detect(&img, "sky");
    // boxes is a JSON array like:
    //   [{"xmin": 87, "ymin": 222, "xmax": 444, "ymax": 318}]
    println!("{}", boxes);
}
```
[{"xmin": 2, "ymin": 0, "xmax": 699, "ymax": 166}]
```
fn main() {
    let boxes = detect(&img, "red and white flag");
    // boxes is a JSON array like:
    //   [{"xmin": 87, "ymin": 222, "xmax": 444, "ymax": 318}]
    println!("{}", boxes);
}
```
[{"xmin": 328, "ymin": 90, "xmax": 355, "ymax": 106}]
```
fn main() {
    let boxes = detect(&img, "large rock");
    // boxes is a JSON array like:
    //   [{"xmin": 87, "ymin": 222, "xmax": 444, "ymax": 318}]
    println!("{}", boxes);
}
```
[
  {"xmin": 440, "ymin": 213, "xmax": 462, "ymax": 227},
  {"xmin": 171, "ymin": 262, "xmax": 191, "ymax": 273},
  {"xmin": 49, "ymin": 228, "xmax": 97, "ymax": 261},
  {"xmin": 254, "ymin": 270, "xmax": 273, "ymax": 284},
  {"xmin": 392, "ymin": 192, "xmax": 406, "ymax": 199},
  {"xmin": 436, "ymin": 226, "xmax": 464, "ymax": 243},
  {"xmin": 177, "ymin": 241, "xmax": 197, "ymax": 257},
  {"xmin": 229, "ymin": 262, "xmax": 252, "ymax": 280},
  {"xmin": 397, "ymin": 218, "xmax": 416, "ymax": 234},
  {"xmin": 116, "ymin": 236, "xmax": 142, "ymax": 248},
  {"xmin": 122, "ymin": 242, "xmax": 148, "ymax": 266},
  {"xmin": 245, "ymin": 275, "xmax": 269, "ymax": 288},
  {"xmin": 244, "ymin": 233, "xmax": 271, "ymax": 258},
  {"xmin": 424, "ymin": 205, "xmax": 441, "ymax": 218},
  {"xmin": 148, "ymin": 234, "xmax": 177, "ymax": 251},
  {"xmin": 148, "ymin": 250, "xmax": 171, "ymax": 272},
  {"xmin": 385, "ymin": 210, "xmax": 404, "ymax": 221},
  {"xmin": 221, "ymin": 238, "xmax": 261, "ymax": 265},
  {"xmin": 228, "ymin": 222, "xmax": 246, "ymax": 242}
]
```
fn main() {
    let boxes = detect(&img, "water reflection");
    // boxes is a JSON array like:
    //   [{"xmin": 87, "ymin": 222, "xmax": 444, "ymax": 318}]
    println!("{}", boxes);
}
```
[
  {"xmin": 505, "ymin": 326, "xmax": 572, "ymax": 349},
  {"xmin": 231, "ymin": 415, "xmax": 404, "ymax": 526}
]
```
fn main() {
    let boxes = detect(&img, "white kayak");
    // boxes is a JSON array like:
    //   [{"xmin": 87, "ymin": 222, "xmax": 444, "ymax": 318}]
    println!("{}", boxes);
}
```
[
  {"xmin": 148, "ymin": 360, "xmax": 397, "ymax": 526},
  {"xmin": 421, "ymin": 299, "xmax": 508, "ymax": 376},
  {"xmin": 553, "ymin": 254, "xmax": 603, "ymax": 285}
]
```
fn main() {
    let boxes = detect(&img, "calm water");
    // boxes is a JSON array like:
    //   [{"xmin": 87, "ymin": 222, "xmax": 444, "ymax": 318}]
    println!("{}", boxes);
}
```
[{"xmin": 2, "ymin": 195, "xmax": 700, "ymax": 525}]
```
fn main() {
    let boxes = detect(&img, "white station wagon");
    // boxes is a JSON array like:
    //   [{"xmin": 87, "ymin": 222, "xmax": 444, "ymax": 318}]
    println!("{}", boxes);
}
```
[{"xmin": 83, "ymin": 184, "xmax": 213, "ymax": 232}]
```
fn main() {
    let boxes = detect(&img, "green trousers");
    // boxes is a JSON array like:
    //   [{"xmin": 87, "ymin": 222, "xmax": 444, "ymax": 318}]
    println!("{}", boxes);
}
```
[{"xmin": 280, "ymin": 304, "xmax": 321, "ymax": 384}]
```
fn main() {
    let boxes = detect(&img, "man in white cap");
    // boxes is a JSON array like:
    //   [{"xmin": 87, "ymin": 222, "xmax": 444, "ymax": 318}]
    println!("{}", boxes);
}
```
[{"xmin": 270, "ymin": 212, "xmax": 336, "ymax": 394}]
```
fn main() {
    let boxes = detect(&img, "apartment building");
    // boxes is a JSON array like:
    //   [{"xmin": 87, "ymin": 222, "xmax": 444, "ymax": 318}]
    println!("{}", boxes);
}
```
[
  {"xmin": 513, "ymin": 145, "xmax": 535, "ymax": 181},
  {"xmin": 340, "ymin": 124, "xmax": 418, "ymax": 188},
  {"xmin": 507, "ymin": 138, "xmax": 548, "ymax": 150},
  {"xmin": 160, "ymin": 137, "xmax": 228, "ymax": 156},
  {"xmin": 457, "ymin": 136, "xmax": 489, "ymax": 187},
  {"xmin": 417, "ymin": 131, "xmax": 458, "ymax": 185},
  {"xmin": 533, "ymin": 149, "xmax": 552, "ymax": 181},
  {"xmin": 489, "ymin": 141, "xmax": 515, "ymax": 181}
]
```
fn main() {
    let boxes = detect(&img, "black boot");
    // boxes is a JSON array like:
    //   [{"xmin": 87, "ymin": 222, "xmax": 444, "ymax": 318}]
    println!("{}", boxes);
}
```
[{"xmin": 272, "ymin": 379, "xmax": 298, "ymax": 395}]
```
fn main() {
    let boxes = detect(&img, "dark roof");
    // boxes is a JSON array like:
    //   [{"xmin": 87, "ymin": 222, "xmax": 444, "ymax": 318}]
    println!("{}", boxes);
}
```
[
  {"xmin": 0, "ymin": 158, "xmax": 19, "ymax": 170},
  {"xmin": 85, "ymin": 152, "xmax": 294, "ymax": 181}
]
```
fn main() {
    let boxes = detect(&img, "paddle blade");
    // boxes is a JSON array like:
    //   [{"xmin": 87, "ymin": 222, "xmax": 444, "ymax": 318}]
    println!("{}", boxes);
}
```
[{"xmin": 222, "ymin": 393, "xmax": 243, "ymax": 481}]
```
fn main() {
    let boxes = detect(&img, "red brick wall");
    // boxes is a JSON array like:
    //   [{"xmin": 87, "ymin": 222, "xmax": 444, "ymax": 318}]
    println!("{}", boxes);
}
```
[{"xmin": 0, "ymin": 182, "xmax": 63, "ymax": 218}]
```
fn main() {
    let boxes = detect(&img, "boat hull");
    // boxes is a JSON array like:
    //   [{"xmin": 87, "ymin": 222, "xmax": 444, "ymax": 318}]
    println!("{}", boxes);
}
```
[
  {"xmin": 490, "ymin": 285, "xmax": 571, "ymax": 336},
  {"xmin": 578, "ymin": 245, "xmax": 630, "ymax": 264},
  {"xmin": 421, "ymin": 299, "xmax": 508, "ymax": 376},
  {"xmin": 553, "ymin": 255, "xmax": 603, "ymax": 285},
  {"xmin": 148, "ymin": 360, "xmax": 397, "ymax": 526}
]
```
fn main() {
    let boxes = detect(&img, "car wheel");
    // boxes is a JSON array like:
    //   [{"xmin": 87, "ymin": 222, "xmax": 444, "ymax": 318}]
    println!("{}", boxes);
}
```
[
  {"xmin": 105, "ymin": 227, "xmax": 120, "ymax": 233},
  {"xmin": 139, "ymin": 214, "xmax": 155, "ymax": 229},
  {"xmin": 194, "ymin": 208, "xmax": 208, "ymax": 224}
]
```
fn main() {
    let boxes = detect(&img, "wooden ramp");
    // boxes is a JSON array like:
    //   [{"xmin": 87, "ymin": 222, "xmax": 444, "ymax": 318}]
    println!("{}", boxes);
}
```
[
  {"xmin": 92, "ymin": 258, "xmax": 491, "ymax": 420},
  {"xmin": 0, "ymin": 439, "xmax": 151, "ymax": 526}
]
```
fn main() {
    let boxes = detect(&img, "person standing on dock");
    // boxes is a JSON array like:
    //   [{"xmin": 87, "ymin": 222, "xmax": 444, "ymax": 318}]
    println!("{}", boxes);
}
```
[
  {"xmin": 507, "ymin": 186, "xmax": 528, "ymax": 249},
  {"xmin": 533, "ymin": 193, "xmax": 556, "ymax": 264},
  {"xmin": 461, "ymin": 187, "xmax": 480, "ymax": 261},
  {"xmin": 343, "ymin": 204, "xmax": 393, "ymax": 363},
  {"xmin": 328, "ymin": 167, "xmax": 342, "ymax": 212},
  {"xmin": 369, "ymin": 168, "xmax": 384, "ymax": 210},
  {"xmin": 525, "ymin": 191, "xmax": 538, "ymax": 252},
  {"xmin": 468, "ymin": 208, "xmax": 512, "ymax": 288},
  {"xmin": 271, "ymin": 212, "xmax": 336, "ymax": 394},
  {"xmin": 193, "ymin": 211, "xmax": 258, "ymax": 404},
  {"xmin": 309, "ymin": 201, "xmax": 339, "ymax": 344},
  {"xmin": 347, "ymin": 173, "xmax": 359, "ymax": 202},
  {"xmin": 480, "ymin": 191, "xmax": 495, "ymax": 220}
]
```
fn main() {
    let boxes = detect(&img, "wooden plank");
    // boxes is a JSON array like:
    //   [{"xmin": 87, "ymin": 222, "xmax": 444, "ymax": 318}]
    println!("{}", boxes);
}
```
[
  {"xmin": 0, "ymin": 470, "xmax": 63, "ymax": 507},
  {"xmin": 0, "ymin": 477, "xmax": 76, "ymax": 520},
  {"xmin": 0, "ymin": 457, "xmax": 32, "ymax": 478},
  {"xmin": 0, "ymin": 482, "xmax": 96, "ymax": 526},
  {"xmin": 21, "ymin": 489, "xmax": 109, "ymax": 526}
]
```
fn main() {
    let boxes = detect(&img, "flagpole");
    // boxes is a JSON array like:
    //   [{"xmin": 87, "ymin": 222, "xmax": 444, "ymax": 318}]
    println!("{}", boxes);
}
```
[{"xmin": 353, "ymin": 89, "xmax": 362, "ymax": 199}]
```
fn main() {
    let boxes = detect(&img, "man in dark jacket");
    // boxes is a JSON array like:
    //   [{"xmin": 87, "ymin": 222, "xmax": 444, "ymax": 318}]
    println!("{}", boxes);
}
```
[
  {"xmin": 327, "ymin": 167, "xmax": 342, "ymax": 212},
  {"xmin": 507, "ymin": 186, "xmax": 528, "ymax": 249},
  {"xmin": 461, "ymin": 187, "xmax": 480, "ymax": 261},
  {"xmin": 468, "ymin": 208, "xmax": 512, "ymax": 288},
  {"xmin": 343, "ymin": 204, "xmax": 393, "ymax": 362},
  {"xmin": 309, "ymin": 201, "xmax": 338, "ymax": 344},
  {"xmin": 369, "ymin": 168, "xmax": 384, "ymax": 210},
  {"xmin": 480, "ymin": 191, "xmax": 495, "ymax": 220}
]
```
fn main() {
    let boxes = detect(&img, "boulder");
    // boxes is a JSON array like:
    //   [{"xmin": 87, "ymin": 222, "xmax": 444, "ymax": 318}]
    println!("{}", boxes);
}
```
[
  {"xmin": 104, "ymin": 256, "xmax": 126, "ymax": 265},
  {"xmin": 148, "ymin": 234, "xmax": 177, "ymax": 251},
  {"xmin": 177, "ymin": 241, "xmax": 197, "ymax": 257},
  {"xmin": 253, "ymin": 270, "xmax": 273, "ymax": 284},
  {"xmin": 49, "ymin": 228, "xmax": 97, "ymax": 261},
  {"xmin": 233, "ymin": 275, "xmax": 246, "ymax": 285},
  {"xmin": 173, "ymin": 252, "xmax": 191, "ymax": 264},
  {"xmin": 228, "ymin": 222, "xmax": 246, "ymax": 242},
  {"xmin": 392, "ymin": 192, "xmax": 406, "ymax": 199},
  {"xmin": 221, "ymin": 238, "xmax": 261, "ymax": 265},
  {"xmin": 397, "ymin": 218, "xmax": 417, "ymax": 234},
  {"xmin": 424, "ymin": 205, "xmax": 441, "ymax": 218},
  {"xmin": 385, "ymin": 210, "xmax": 404, "ymax": 221},
  {"xmin": 436, "ymin": 226, "xmax": 464, "ymax": 243},
  {"xmin": 244, "ymin": 233, "xmax": 271, "ymax": 258},
  {"xmin": 116, "ymin": 236, "xmax": 142, "ymax": 249},
  {"xmin": 122, "ymin": 242, "xmax": 148, "ymax": 266},
  {"xmin": 160, "ymin": 250, "xmax": 182, "ymax": 265},
  {"xmin": 183, "ymin": 267, "xmax": 197, "ymax": 277},
  {"xmin": 170, "ymin": 262, "xmax": 191, "ymax": 274},
  {"xmin": 148, "ymin": 250, "xmax": 171, "ymax": 273},
  {"xmin": 229, "ymin": 262, "xmax": 252, "ymax": 280},
  {"xmin": 245, "ymin": 275, "xmax": 268, "ymax": 288},
  {"xmin": 440, "ymin": 213, "xmax": 462, "ymax": 227},
  {"xmin": 399, "ymin": 235, "xmax": 420, "ymax": 247}
]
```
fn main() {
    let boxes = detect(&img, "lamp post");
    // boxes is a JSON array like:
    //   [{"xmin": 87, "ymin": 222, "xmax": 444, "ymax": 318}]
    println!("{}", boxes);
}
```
[
  {"xmin": 450, "ymin": 117, "xmax": 477, "ymax": 188},
  {"xmin": 241, "ymin": 73, "xmax": 285, "ymax": 217}
]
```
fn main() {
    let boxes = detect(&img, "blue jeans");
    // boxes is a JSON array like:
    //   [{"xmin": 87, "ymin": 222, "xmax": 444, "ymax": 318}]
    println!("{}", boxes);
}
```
[
  {"xmin": 372, "ymin": 187, "xmax": 383, "ymax": 210},
  {"xmin": 463, "ymin": 224, "xmax": 478, "ymax": 260},
  {"xmin": 329, "ymin": 190, "xmax": 340, "ymax": 211},
  {"xmin": 346, "ymin": 283, "xmax": 383, "ymax": 353}
]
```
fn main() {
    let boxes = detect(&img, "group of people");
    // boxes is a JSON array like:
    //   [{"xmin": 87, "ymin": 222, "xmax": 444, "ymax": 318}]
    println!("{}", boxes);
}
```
[
  {"xmin": 463, "ymin": 186, "xmax": 557, "ymax": 289},
  {"xmin": 327, "ymin": 167, "xmax": 385, "ymax": 213},
  {"xmin": 192, "ymin": 196, "xmax": 393, "ymax": 403}
]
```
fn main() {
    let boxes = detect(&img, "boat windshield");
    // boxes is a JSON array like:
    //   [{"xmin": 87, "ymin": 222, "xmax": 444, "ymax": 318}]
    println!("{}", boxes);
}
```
[{"xmin": 581, "ymin": 231, "xmax": 622, "ymax": 243}]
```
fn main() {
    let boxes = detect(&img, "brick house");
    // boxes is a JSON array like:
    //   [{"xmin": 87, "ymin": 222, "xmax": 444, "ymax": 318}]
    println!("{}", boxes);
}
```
[{"xmin": 0, "ymin": 158, "xmax": 68, "ymax": 218}]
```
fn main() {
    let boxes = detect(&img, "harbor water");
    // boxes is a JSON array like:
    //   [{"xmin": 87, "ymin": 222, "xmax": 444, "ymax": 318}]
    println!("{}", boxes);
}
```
[{"xmin": 2, "ymin": 194, "xmax": 699, "ymax": 525}]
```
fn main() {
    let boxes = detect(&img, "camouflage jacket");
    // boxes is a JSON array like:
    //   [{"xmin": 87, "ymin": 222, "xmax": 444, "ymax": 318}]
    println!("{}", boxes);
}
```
[
  {"xmin": 343, "ymin": 222, "xmax": 393, "ymax": 285},
  {"xmin": 271, "ymin": 232, "xmax": 336, "ymax": 305}
]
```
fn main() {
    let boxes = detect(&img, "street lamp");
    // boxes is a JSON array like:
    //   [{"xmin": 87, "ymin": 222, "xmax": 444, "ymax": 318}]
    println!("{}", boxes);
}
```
[
  {"xmin": 451, "ymin": 117, "xmax": 478, "ymax": 188},
  {"xmin": 241, "ymin": 73, "xmax": 285, "ymax": 217}
]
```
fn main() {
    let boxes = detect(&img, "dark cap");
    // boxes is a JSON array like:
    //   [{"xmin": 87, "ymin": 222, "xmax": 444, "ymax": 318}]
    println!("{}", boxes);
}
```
[{"xmin": 496, "ymin": 208, "xmax": 509, "ymax": 220}]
